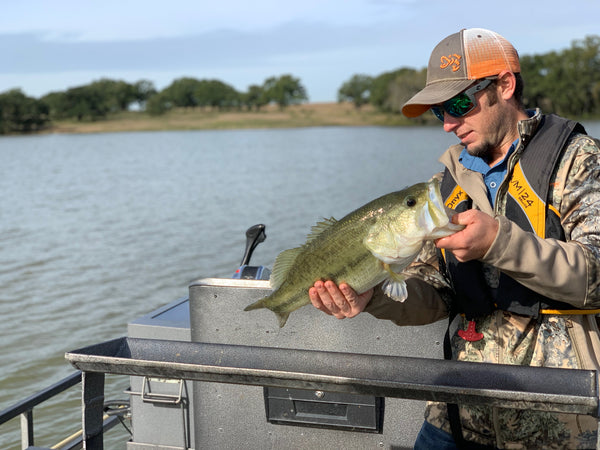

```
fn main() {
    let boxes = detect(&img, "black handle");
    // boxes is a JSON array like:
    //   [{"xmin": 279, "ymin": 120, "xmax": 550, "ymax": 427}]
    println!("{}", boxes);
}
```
[{"xmin": 240, "ymin": 224, "xmax": 266, "ymax": 266}]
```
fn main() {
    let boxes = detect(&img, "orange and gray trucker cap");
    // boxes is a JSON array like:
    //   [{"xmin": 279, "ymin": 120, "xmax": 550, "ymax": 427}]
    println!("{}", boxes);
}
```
[{"xmin": 401, "ymin": 28, "xmax": 521, "ymax": 118}]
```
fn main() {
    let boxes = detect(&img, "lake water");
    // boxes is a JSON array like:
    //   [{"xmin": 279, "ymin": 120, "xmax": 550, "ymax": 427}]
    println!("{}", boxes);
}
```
[{"xmin": 1, "ymin": 122, "xmax": 599, "ymax": 448}]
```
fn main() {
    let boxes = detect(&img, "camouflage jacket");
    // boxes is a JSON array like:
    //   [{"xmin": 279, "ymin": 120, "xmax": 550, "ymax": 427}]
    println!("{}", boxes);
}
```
[{"xmin": 365, "ymin": 109, "xmax": 600, "ymax": 449}]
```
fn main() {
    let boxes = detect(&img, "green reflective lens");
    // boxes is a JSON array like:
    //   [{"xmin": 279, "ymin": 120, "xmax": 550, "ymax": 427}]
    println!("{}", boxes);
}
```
[
  {"xmin": 445, "ymin": 93, "xmax": 474, "ymax": 117},
  {"xmin": 431, "ymin": 79, "xmax": 493, "ymax": 122}
]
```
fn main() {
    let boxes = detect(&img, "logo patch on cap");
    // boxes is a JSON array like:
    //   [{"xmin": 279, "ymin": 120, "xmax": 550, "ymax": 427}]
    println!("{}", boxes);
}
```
[{"xmin": 440, "ymin": 54, "xmax": 462, "ymax": 72}]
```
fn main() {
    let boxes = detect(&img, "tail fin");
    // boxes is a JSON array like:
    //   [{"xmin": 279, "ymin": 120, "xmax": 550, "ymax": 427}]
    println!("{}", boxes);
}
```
[
  {"xmin": 244, "ymin": 297, "xmax": 267, "ymax": 311},
  {"xmin": 244, "ymin": 296, "xmax": 290, "ymax": 327}
]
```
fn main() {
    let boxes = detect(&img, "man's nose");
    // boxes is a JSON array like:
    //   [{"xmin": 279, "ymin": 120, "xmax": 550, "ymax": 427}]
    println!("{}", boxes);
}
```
[{"xmin": 443, "ymin": 113, "xmax": 461, "ymax": 133}]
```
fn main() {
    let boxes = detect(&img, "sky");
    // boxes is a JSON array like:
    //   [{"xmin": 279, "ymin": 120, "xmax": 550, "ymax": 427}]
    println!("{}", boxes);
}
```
[{"xmin": 2, "ymin": 0, "xmax": 600, "ymax": 103}]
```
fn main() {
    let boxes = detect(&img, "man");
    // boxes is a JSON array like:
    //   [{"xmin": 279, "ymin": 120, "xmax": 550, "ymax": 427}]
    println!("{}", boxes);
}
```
[{"xmin": 309, "ymin": 28, "xmax": 600, "ymax": 449}]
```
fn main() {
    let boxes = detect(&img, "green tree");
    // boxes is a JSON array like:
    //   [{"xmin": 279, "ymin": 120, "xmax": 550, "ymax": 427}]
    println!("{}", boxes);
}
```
[
  {"xmin": 262, "ymin": 75, "xmax": 308, "ymax": 109},
  {"xmin": 520, "ymin": 35, "xmax": 600, "ymax": 117},
  {"xmin": 66, "ymin": 85, "xmax": 110, "ymax": 120},
  {"xmin": 41, "ymin": 85, "xmax": 108, "ymax": 121},
  {"xmin": 88, "ymin": 79, "xmax": 135, "ymax": 112},
  {"xmin": 520, "ymin": 52, "xmax": 559, "ymax": 112},
  {"xmin": 195, "ymin": 79, "xmax": 240, "ymax": 109},
  {"xmin": 145, "ymin": 92, "xmax": 172, "ymax": 116},
  {"xmin": 0, "ymin": 89, "xmax": 49, "ymax": 133},
  {"xmin": 132, "ymin": 80, "xmax": 158, "ymax": 109},
  {"xmin": 337, "ymin": 74, "xmax": 373, "ymax": 108},
  {"xmin": 162, "ymin": 77, "xmax": 202, "ymax": 108},
  {"xmin": 42, "ymin": 79, "xmax": 145, "ymax": 120},
  {"xmin": 41, "ymin": 91, "xmax": 69, "ymax": 120},
  {"xmin": 370, "ymin": 67, "xmax": 426, "ymax": 114},
  {"xmin": 560, "ymin": 35, "xmax": 600, "ymax": 116},
  {"xmin": 242, "ymin": 85, "xmax": 269, "ymax": 111}
]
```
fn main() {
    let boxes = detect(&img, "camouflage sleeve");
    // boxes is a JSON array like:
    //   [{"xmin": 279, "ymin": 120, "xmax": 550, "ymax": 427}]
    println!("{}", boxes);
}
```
[
  {"xmin": 365, "ymin": 240, "xmax": 451, "ymax": 325},
  {"xmin": 555, "ymin": 134, "xmax": 600, "ymax": 306}
]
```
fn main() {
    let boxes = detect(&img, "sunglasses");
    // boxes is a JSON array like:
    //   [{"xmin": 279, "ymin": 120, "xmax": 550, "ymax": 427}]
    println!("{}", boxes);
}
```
[{"xmin": 431, "ymin": 78, "xmax": 494, "ymax": 122}]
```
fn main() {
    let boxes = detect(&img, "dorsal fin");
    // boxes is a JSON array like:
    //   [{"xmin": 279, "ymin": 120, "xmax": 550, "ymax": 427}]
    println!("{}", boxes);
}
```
[
  {"xmin": 270, "ymin": 247, "xmax": 303, "ymax": 290},
  {"xmin": 269, "ymin": 217, "xmax": 337, "ymax": 290},
  {"xmin": 306, "ymin": 217, "xmax": 337, "ymax": 243}
]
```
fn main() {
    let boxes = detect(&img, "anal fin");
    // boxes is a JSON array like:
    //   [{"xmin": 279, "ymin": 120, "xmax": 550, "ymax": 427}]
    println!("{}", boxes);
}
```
[
  {"xmin": 276, "ymin": 311, "xmax": 291, "ymax": 328},
  {"xmin": 382, "ymin": 263, "xmax": 408, "ymax": 302}
]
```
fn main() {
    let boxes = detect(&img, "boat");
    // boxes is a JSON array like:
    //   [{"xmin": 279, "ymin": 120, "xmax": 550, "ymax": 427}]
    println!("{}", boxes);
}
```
[{"xmin": 1, "ymin": 225, "xmax": 599, "ymax": 449}]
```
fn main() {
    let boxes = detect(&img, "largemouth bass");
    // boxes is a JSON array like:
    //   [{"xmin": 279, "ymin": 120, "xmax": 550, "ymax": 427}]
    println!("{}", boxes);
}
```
[{"xmin": 244, "ymin": 179, "xmax": 462, "ymax": 327}]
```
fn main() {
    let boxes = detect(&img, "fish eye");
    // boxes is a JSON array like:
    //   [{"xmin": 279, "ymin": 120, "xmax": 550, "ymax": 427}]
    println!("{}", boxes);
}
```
[{"xmin": 406, "ymin": 197, "xmax": 417, "ymax": 207}]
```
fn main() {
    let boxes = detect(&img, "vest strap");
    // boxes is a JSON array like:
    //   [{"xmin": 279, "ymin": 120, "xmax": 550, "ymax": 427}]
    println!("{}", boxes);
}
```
[{"xmin": 540, "ymin": 308, "xmax": 600, "ymax": 315}]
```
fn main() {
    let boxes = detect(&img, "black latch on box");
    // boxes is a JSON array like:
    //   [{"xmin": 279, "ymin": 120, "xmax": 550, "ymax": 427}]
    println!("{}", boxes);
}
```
[{"xmin": 264, "ymin": 387, "xmax": 384, "ymax": 433}]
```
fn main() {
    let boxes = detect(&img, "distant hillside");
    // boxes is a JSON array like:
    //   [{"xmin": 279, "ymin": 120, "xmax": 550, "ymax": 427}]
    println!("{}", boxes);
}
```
[{"xmin": 46, "ymin": 102, "xmax": 419, "ymax": 134}]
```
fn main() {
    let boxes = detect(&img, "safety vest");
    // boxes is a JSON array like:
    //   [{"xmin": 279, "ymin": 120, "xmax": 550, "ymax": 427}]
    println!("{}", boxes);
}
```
[{"xmin": 440, "ymin": 114, "xmax": 586, "ymax": 318}]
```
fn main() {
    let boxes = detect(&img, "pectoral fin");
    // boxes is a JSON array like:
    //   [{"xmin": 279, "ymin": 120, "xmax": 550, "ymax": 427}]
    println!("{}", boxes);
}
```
[{"xmin": 381, "ymin": 263, "xmax": 408, "ymax": 302}]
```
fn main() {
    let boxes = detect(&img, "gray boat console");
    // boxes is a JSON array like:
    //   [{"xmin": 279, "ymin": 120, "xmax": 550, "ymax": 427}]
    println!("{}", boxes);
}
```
[{"xmin": 122, "ymin": 278, "xmax": 445, "ymax": 449}]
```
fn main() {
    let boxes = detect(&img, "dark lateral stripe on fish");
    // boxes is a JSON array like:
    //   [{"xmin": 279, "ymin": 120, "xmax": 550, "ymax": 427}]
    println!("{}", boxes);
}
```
[
  {"xmin": 344, "ymin": 251, "xmax": 372, "ymax": 271},
  {"xmin": 276, "ymin": 290, "xmax": 309, "ymax": 311}
]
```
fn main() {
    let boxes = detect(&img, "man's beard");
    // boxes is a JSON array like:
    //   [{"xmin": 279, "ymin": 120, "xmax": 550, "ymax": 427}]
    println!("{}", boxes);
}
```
[{"xmin": 465, "ymin": 142, "xmax": 494, "ymax": 162}]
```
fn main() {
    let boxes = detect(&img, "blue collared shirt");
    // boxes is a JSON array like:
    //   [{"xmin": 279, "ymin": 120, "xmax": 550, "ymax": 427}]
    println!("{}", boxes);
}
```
[{"xmin": 458, "ymin": 140, "xmax": 519, "ymax": 207}]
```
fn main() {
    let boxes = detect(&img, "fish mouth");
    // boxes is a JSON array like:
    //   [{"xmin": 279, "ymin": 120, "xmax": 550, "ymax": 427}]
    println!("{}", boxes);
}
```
[
  {"xmin": 428, "ymin": 179, "xmax": 446, "ymax": 216},
  {"xmin": 422, "ymin": 180, "xmax": 464, "ymax": 238}
]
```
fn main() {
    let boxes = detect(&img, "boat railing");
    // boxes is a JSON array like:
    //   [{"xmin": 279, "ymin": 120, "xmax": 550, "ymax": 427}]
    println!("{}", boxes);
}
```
[
  {"xmin": 65, "ymin": 336, "xmax": 600, "ymax": 450},
  {"xmin": 0, "ymin": 370, "xmax": 122, "ymax": 450}
]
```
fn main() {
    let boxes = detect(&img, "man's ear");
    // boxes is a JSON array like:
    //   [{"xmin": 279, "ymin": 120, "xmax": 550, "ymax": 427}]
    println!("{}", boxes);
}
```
[{"xmin": 496, "ymin": 70, "xmax": 516, "ymax": 101}]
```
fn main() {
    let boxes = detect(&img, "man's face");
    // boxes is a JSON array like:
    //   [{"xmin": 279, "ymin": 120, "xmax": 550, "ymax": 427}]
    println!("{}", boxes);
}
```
[{"xmin": 435, "ymin": 76, "xmax": 517, "ymax": 164}]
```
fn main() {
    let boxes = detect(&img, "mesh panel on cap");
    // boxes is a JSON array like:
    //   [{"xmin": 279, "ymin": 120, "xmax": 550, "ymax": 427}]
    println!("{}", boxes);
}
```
[{"xmin": 463, "ymin": 28, "xmax": 520, "ymax": 79}]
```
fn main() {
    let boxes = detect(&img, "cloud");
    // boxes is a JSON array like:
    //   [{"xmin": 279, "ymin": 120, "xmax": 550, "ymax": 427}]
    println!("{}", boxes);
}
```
[
  {"xmin": 2, "ymin": 20, "xmax": 418, "ymax": 100},
  {"xmin": 4, "ymin": 20, "xmax": 420, "ymax": 74}
]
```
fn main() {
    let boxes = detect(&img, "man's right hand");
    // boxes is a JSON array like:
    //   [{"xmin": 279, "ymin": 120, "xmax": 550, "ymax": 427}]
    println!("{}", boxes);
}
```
[{"xmin": 309, "ymin": 280, "xmax": 373, "ymax": 320}]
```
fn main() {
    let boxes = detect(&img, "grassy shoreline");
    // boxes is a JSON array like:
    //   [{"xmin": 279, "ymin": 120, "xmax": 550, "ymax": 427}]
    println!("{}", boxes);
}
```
[{"xmin": 46, "ymin": 102, "xmax": 419, "ymax": 134}]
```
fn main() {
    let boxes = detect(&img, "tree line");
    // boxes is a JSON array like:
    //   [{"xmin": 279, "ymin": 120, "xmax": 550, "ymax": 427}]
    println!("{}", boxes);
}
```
[
  {"xmin": 0, "ymin": 74, "xmax": 307, "ymax": 134},
  {"xmin": 0, "ymin": 35, "xmax": 598, "ymax": 134},
  {"xmin": 145, "ymin": 75, "xmax": 307, "ymax": 115}
]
